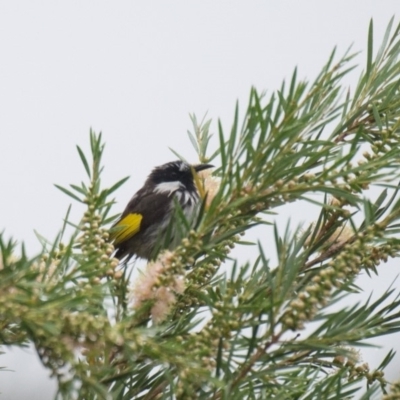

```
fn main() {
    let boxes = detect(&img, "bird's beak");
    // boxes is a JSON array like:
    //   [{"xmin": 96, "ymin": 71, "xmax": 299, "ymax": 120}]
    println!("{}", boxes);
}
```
[{"xmin": 194, "ymin": 163, "xmax": 214, "ymax": 172}]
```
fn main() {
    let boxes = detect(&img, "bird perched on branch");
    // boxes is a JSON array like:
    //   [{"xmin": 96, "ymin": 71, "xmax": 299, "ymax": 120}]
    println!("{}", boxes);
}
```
[{"xmin": 110, "ymin": 160, "xmax": 213, "ymax": 260}]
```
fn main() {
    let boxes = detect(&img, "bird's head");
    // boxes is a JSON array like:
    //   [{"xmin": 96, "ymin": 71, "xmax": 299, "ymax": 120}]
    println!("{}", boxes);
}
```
[{"xmin": 147, "ymin": 160, "xmax": 213, "ymax": 193}]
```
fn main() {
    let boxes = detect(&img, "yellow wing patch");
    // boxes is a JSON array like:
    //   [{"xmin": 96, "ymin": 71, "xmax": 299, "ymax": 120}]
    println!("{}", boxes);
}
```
[{"xmin": 110, "ymin": 213, "xmax": 143, "ymax": 245}]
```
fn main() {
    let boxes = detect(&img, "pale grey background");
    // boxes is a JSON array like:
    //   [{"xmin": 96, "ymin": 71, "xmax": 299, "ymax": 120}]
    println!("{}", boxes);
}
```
[{"xmin": 1, "ymin": 2, "xmax": 400, "ymax": 399}]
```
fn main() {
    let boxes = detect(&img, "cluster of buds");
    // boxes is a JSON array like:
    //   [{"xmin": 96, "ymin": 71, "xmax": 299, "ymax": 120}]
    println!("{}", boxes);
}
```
[
  {"xmin": 0, "ymin": 252, "xmax": 19, "ymax": 271},
  {"xmin": 362, "ymin": 243, "xmax": 397, "ymax": 270},
  {"xmin": 167, "ymin": 331, "xmax": 219, "ymax": 397},
  {"xmin": 187, "ymin": 231, "xmax": 242, "ymax": 292},
  {"xmin": 282, "ymin": 217, "xmax": 399, "ymax": 332},
  {"xmin": 31, "ymin": 252, "xmax": 61, "ymax": 285},
  {"xmin": 333, "ymin": 352, "xmax": 385, "ymax": 387},
  {"xmin": 384, "ymin": 381, "xmax": 400, "ymax": 400},
  {"xmin": 175, "ymin": 226, "xmax": 234, "ymax": 294},
  {"xmin": 370, "ymin": 126, "xmax": 400, "ymax": 156},
  {"xmin": 281, "ymin": 230, "xmax": 373, "ymax": 330},
  {"xmin": 36, "ymin": 309, "xmax": 111, "ymax": 376},
  {"xmin": 251, "ymin": 177, "xmax": 306, "ymax": 209},
  {"xmin": 251, "ymin": 170, "xmax": 357, "ymax": 211},
  {"xmin": 0, "ymin": 253, "xmax": 20, "ymax": 297},
  {"xmin": 79, "ymin": 202, "xmax": 120, "ymax": 282},
  {"xmin": 1, "ymin": 251, "xmax": 62, "ymax": 295}
]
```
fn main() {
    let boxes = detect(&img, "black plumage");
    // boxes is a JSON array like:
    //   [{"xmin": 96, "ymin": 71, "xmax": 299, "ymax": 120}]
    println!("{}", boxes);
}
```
[{"xmin": 111, "ymin": 160, "xmax": 213, "ymax": 260}]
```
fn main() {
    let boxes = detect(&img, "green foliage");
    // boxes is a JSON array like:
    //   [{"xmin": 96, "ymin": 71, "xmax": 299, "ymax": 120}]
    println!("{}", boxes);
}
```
[{"xmin": 2, "ymin": 18, "xmax": 400, "ymax": 399}]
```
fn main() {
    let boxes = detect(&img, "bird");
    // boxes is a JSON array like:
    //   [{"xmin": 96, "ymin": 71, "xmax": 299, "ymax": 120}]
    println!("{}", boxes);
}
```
[{"xmin": 110, "ymin": 160, "xmax": 213, "ymax": 261}]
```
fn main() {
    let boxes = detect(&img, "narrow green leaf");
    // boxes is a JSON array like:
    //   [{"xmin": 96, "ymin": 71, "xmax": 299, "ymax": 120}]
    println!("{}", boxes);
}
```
[
  {"xmin": 371, "ymin": 102, "xmax": 383, "ymax": 131},
  {"xmin": 218, "ymin": 119, "xmax": 227, "ymax": 171},
  {"xmin": 226, "ymin": 101, "xmax": 239, "ymax": 160},
  {"xmin": 376, "ymin": 16, "xmax": 394, "ymax": 64},
  {"xmin": 288, "ymin": 67, "xmax": 297, "ymax": 102},
  {"xmin": 187, "ymin": 129, "xmax": 199, "ymax": 153},
  {"xmin": 106, "ymin": 176, "xmax": 130, "ymax": 195},
  {"xmin": 76, "ymin": 145, "xmax": 91, "ymax": 178},
  {"xmin": 366, "ymin": 19, "xmax": 374, "ymax": 80},
  {"xmin": 54, "ymin": 184, "xmax": 84, "ymax": 203},
  {"xmin": 70, "ymin": 184, "xmax": 87, "ymax": 195},
  {"xmin": 168, "ymin": 147, "xmax": 188, "ymax": 162}
]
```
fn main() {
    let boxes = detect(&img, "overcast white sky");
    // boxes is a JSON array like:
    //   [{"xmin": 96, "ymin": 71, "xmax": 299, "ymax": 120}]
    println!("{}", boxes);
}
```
[{"xmin": 1, "ymin": 2, "xmax": 400, "ymax": 399}]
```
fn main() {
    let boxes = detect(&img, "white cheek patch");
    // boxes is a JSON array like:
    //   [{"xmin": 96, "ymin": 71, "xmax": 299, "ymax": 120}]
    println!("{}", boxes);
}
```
[{"xmin": 154, "ymin": 181, "xmax": 183, "ymax": 195}]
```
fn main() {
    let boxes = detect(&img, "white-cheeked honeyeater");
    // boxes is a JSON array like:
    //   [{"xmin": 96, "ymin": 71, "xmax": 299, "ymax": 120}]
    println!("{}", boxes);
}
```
[{"xmin": 110, "ymin": 160, "xmax": 213, "ymax": 260}]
